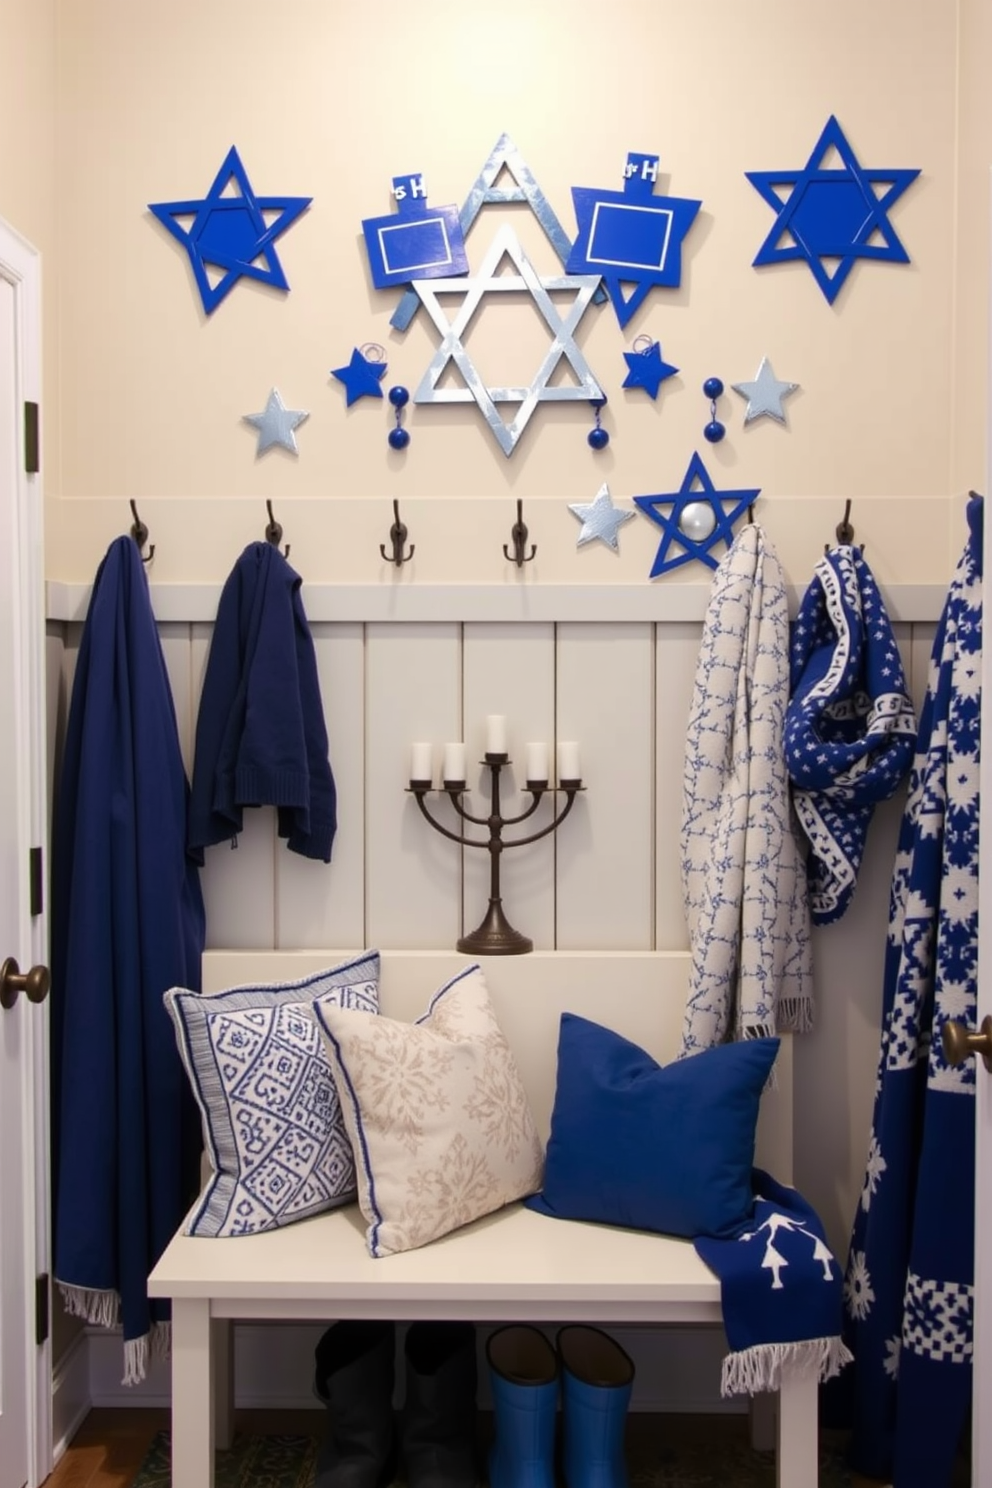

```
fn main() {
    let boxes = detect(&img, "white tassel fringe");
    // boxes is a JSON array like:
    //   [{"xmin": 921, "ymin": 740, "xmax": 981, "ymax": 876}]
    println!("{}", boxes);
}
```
[
  {"xmin": 57, "ymin": 1283, "xmax": 120, "ymax": 1329},
  {"xmin": 721, "ymin": 1335, "xmax": 854, "ymax": 1397}
]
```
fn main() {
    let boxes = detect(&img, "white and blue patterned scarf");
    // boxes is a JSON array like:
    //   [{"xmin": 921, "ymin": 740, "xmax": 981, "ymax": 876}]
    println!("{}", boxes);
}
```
[
  {"xmin": 785, "ymin": 546, "xmax": 917, "ymax": 925},
  {"xmin": 680, "ymin": 524, "xmax": 813, "ymax": 1051},
  {"xmin": 841, "ymin": 498, "xmax": 981, "ymax": 1487}
]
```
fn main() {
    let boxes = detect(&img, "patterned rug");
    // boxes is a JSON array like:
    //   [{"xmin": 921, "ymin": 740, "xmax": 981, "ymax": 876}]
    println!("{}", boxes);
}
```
[{"xmin": 129, "ymin": 1425, "xmax": 854, "ymax": 1486}]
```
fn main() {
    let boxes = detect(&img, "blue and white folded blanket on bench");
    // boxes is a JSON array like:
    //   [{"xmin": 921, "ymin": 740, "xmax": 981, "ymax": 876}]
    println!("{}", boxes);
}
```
[{"xmin": 695, "ymin": 1170, "xmax": 853, "ymax": 1396}]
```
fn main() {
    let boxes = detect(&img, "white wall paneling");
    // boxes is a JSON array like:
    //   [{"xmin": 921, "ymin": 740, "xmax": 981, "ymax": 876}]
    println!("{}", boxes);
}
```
[
  {"xmin": 276, "ymin": 624, "xmax": 366, "ymax": 951},
  {"xmin": 365, "ymin": 623, "xmax": 462, "ymax": 950},
  {"xmin": 462, "ymin": 623, "xmax": 556, "ymax": 951},
  {"xmin": 555, "ymin": 623, "xmax": 655, "ymax": 949},
  {"xmin": 654, "ymin": 623, "xmax": 701, "ymax": 950}
]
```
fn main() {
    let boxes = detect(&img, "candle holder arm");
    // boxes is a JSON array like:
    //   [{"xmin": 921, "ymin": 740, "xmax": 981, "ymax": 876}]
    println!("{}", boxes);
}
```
[
  {"xmin": 500, "ymin": 786, "xmax": 582, "ymax": 848},
  {"xmin": 409, "ymin": 788, "xmax": 487, "ymax": 847}
]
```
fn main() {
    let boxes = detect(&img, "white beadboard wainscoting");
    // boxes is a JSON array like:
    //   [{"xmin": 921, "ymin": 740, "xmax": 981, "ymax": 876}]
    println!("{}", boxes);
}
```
[{"xmin": 45, "ymin": 580, "xmax": 940, "ymax": 1414}]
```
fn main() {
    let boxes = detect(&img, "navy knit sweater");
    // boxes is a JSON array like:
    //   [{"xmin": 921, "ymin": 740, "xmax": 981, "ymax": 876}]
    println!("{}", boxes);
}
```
[{"xmin": 188, "ymin": 542, "xmax": 337, "ymax": 862}]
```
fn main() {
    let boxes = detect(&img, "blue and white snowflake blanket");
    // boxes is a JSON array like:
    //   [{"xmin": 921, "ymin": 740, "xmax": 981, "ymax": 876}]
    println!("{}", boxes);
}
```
[
  {"xmin": 785, "ymin": 546, "xmax": 917, "ymax": 925},
  {"xmin": 696, "ymin": 1170, "xmax": 852, "ymax": 1397},
  {"xmin": 843, "ymin": 498, "xmax": 981, "ymax": 1486},
  {"xmin": 680, "ymin": 524, "xmax": 813, "ymax": 1051}
]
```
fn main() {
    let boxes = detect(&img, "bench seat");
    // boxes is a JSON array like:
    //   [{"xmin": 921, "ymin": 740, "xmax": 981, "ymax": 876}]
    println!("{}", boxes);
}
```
[{"xmin": 150, "ymin": 1199, "xmax": 818, "ymax": 1488}]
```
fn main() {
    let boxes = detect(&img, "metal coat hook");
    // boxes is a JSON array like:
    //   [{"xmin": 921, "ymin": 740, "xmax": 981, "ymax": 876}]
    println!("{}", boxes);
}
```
[
  {"xmin": 265, "ymin": 500, "xmax": 290, "ymax": 558},
  {"xmin": 129, "ymin": 500, "xmax": 154, "ymax": 564},
  {"xmin": 503, "ymin": 499, "xmax": 536, "ymax": 567},
  {"xmin": 380, "ymin": 499, "xmax": 414, "ymax": 566},
  {"xmin": 825, "ymin": 498, "xmax": 861, "ymax": 555}
]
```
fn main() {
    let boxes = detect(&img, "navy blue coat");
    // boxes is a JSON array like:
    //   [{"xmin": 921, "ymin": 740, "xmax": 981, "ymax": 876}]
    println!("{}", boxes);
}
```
[{"xmin": 51, "ymin": 537, "xmax": 205, "ymax": 1358}]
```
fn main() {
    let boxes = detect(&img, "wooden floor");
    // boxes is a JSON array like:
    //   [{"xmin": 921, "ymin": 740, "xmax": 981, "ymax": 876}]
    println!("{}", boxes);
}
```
[{"xmin": 40, "ymin": 1407, "xmax": 910, "ymax": 1488}]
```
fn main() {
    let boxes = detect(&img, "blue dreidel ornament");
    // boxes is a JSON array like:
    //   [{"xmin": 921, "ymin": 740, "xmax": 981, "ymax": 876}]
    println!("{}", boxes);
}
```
[
  {"xmin": 388, "ymin": 385, "xmax": 410, "ymax": 450},
  {"xmin": 702, "ymin": 377, "xmax": 725, "ymax": 443}
]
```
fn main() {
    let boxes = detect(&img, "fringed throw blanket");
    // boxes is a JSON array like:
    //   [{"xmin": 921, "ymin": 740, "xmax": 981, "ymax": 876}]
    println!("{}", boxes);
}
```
[
  {"xmin": 680, "ymin": 524, "xmax": 813, "ymax": 1052},
  {"xmin": 842, "ymin": 498, "xmax": 981, "ymax": 1487},
  {"xmin": 785, "ymin": 545, "xmax": 917, "ymax": 925},
  {"xmin": 51, "ymin": 538, "xmax": 205, "ymax": 1384},
  {"xmin": 696, "ymin": 1170, "xmax": 852, "ymax": 1397}
]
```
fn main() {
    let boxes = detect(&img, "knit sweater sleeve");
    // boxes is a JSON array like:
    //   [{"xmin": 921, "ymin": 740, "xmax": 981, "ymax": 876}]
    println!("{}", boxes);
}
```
[{"xmin": 283, "ymin": 584, "xmax": 337, "ymax": 862}]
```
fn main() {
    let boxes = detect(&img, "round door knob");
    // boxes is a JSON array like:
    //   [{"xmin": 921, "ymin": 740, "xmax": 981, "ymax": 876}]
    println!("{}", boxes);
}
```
[
  {"xmin": 0, "ymin": 957, "xmax": 51, "ymax": 1011},
  {"xmin": 942, "ymin": 1015, "xmax": 992, "ymax": 1073}
]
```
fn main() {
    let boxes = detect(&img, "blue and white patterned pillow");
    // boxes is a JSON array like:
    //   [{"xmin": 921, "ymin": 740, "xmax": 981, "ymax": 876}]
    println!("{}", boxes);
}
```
[{"xmin": 164, "ymin": 952, "xmax": 379, "ymax": 1237}]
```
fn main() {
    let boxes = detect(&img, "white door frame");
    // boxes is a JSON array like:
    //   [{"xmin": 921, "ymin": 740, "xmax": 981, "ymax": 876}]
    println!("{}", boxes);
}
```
[{"xmin": 0, "ymin": 211, "xmax": 52, "ymax": 1488}]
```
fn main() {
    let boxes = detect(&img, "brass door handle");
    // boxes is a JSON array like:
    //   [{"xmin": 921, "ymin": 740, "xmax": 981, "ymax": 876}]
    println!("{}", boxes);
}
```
[
  {"xmin": 942, "ymin": 1015, "xmax": 992, "ymax": 1073},
  {"xmin": 0, "ymin": 957, "xmax": 50, "ymax": 1011}
]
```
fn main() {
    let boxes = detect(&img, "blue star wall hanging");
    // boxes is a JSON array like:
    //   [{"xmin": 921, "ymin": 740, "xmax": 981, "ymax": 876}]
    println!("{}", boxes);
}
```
[
  {"xmin": 361, "ymin": 174, "xmax": 469, "ymax": 292},
  {"xmin": 391, "ymin": 133, "xmax": 599, "ymax": 332},
  {"xmin": 412, "ymin": 224, "xmax": 604, "ymax": 457},
  {"xmin": 622, "ymin": 339, "xmax": 679, "ymax": 399},
  {"xmin": 243, "ymin": 388, "xmax": 309, "ymax": 455},
  {"xmin": 634, "ymin": 452, "xmax": 759, "ymax": 577},
  {"xmin": 746, "ymin": 116, "xmax": 920, "ymax": 305},
  {"xmin": 148, "ymin": 146, "xmax": 312, "ymax": 315},
  {"xmin": 331, "ymin": 347, "xmax": 388, "ymax": 405},
  {"xmin": 567, "ymin": 152, "xmax": 701, "ymax": 329}
]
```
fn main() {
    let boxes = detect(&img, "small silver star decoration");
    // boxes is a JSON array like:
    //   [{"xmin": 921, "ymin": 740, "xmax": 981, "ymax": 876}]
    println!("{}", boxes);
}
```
[
  {"xmin": 243, "ymin": 387, "xmax": 309, "ymax": 454},
  {"xmin": 568, "ymin": 483, "xmax": 636, "ymax": 552},
  {"xmin": 731, "ymin": 357, "xmax": 799, "ymax": 425},
  {"xmin": 412, "ymin": 223, "xmax": 604, "ymax": 457}
]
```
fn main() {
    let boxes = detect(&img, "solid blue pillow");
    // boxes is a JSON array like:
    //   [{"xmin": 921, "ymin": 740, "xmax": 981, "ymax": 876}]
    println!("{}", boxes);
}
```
[{"xmin": 525, "ymin": 1014, "xmax": 779, "ymax": 1240}]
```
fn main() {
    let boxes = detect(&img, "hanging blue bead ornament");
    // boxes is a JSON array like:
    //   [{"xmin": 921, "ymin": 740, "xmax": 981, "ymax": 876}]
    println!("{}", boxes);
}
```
[
  {"xmin": 588, "ymin": 397, "xmax": 610, "ymax": 450},
  {"xmin": 702, "ymin": 377, "xmax": 726, "ymax": 443},
  {"xmin": 388, "ymin": 386, "xmax": 410, "ymax": 450}
]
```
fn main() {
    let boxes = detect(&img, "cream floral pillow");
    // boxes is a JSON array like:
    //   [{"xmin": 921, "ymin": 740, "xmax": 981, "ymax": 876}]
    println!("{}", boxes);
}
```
[{"xmin": 313, "ymin": 963, "xmax": 544, "ymax": 1257}]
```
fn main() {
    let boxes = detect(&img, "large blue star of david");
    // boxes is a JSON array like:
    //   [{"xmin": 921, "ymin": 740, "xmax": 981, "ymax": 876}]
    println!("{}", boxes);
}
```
[
  {"xmin": 567, "ymin": 152, "xmax": 701, "ymax": 329},
  {"xmin": 391, "ymin": 133, "xmax": 602, "ymax": 331},
  {"xmin": 412, "ymin": 224, "xmax": 604, "ymax": 458},
  {"xmin": 746, "ymin": 116, "xmax": 920, "ymax": 305},
  {"xmin": 149, "ymin": 146, "xmax": 312, "ymax": 315},
  {"xmin": 634, "ymin": 453, "xmax": 759, "ymax": 577}
]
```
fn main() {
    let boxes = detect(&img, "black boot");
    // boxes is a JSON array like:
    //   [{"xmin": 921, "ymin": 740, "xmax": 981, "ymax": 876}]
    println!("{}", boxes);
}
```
[
  {"xmin": 313, "ymin": 1320, "xmax": 397, "ymax": 1488},
  {"xmin": 400, "ymin": 1321, "xmax": 480, "ymax": 1488}
]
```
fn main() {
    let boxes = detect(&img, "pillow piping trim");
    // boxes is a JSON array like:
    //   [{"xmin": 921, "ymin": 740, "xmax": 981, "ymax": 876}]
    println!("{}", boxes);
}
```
[{"xmin": 317, "ymin": 1017, "xmax": 387, "ymax": 1257}]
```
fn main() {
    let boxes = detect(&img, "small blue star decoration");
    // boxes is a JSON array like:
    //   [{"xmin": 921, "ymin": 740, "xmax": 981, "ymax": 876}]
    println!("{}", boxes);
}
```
[
  {"xmin": 149, "ymin": 146, "xmax": 311, "ymax": 315},
  {"xmin": 331, "ymin": 347, "xmax": 388, "ymax": 406},
  {"xmin": 634, "ymin": 452, "xmax": 759, "ymax": 577},
  {"xmin": 622, "ymin": 340, "xmax": 679, "ymax": 399},
  {"xmin": 746, "ymin": 116, "xmax": 920, "ymax": 305},
  {"xmin": 361, "ymin": 173, "xmax": 468, "ymax": 291},
  {"xmin": 567, "ymin": 151, "xmax": 701, "ymax": 328}
]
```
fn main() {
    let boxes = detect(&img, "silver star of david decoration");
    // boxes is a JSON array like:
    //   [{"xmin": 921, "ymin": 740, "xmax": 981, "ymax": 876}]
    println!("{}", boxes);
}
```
[
  {"xmin": 568, "ymin": 483, "xmax": 636, "ymax": 551},
  {"xmin": 411, "ymin": 224, "xmax": 605, "ymax": 457},
  {"xmin": 243, "ymin": 387, "xmax": 309, "ymax": 454}
]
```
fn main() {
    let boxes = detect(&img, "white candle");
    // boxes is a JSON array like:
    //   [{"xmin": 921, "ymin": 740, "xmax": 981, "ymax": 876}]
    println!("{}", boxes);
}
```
[
  {"xmin": 443, "ymin": 741, "xmax": 467, "ymax": 782},
  {"xmin": 485, "ymin": 714, "xmax": 507, "ymax": 755},
  {"xmin": 525, "ymin": 742, "xmax": 549, "ymax": 782},
  {"xmin": 410, "ymin": 741, "xmax": 433, "ymax": 783},
  {"xmin": 557, "ymin": 741, "xmax": 581, "ymax": 782}
]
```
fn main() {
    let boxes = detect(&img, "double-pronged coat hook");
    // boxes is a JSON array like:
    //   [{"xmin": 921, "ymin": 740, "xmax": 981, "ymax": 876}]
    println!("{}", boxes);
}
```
[
  {"xmin": 503, "ymin": 499, "xmax": 536, "ymax": 567},
  {"xmin": 129, "ymin": 500, "xmax": 154, "ymax": 564},
  {"xmin": 264, "ymin": 500, "xmax": 290, "ymax": 558},
  {"xmin": 826, "ymin": 499, "xmax": 861, "ymax": 555},
  {"xmin": 380, "ymin": 499, "xmax": 414, "ymax": 566}
]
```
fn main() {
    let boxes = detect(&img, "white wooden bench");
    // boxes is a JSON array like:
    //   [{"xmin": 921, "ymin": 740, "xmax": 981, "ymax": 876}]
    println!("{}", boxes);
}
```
[{"xmin": 149, "ymin": 950, "xmax": 818, "ymax": 1488}]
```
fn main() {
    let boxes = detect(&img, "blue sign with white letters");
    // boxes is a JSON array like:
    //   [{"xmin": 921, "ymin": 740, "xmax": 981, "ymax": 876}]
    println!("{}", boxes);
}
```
[
  {"xmin": 567, "ymin": 152, "xmax": 701, "ymax": 328},
  {"xmin": 362, "ymin": 174, "xmax": 469, "ymax": 291}
]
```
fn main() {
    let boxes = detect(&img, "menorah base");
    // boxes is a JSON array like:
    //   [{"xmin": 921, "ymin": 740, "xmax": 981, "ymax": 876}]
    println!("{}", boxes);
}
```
[{"xmin": 457, "ymin": 901, "xmax": 533, "ymax": 956}]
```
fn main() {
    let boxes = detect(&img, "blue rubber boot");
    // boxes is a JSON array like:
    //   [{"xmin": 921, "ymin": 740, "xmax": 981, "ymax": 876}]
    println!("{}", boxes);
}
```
[
  {"xmin": 485, "ymin": 1325, "xmax": 558, "ymax": 1488},
  {"xmin": 557, "ymin": 1326, "xmax": 635, "ymax": 1488}
]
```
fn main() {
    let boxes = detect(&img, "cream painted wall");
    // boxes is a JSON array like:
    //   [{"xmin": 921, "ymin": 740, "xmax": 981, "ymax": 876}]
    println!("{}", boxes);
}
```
[
  {"xmin": 46, "ymin": 0, "xmax": 981, "ymax": 589},
  {"xmin": 0, "ymin": 0, "xmax": 58, "ymax": 483}
]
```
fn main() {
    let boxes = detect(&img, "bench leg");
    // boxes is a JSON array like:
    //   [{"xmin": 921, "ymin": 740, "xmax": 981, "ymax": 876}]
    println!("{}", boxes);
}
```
[
  {"xmin": 776, "ymin": 1368, "xmax": 819, "ymax": 1488},
  {"xmin": 212, "ymin": 1319, "xmax": 235, "ymax": 1451},
  {"xmin": 172, "ymin": 1299, "xmax": 214, "ymax": 1488}
]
